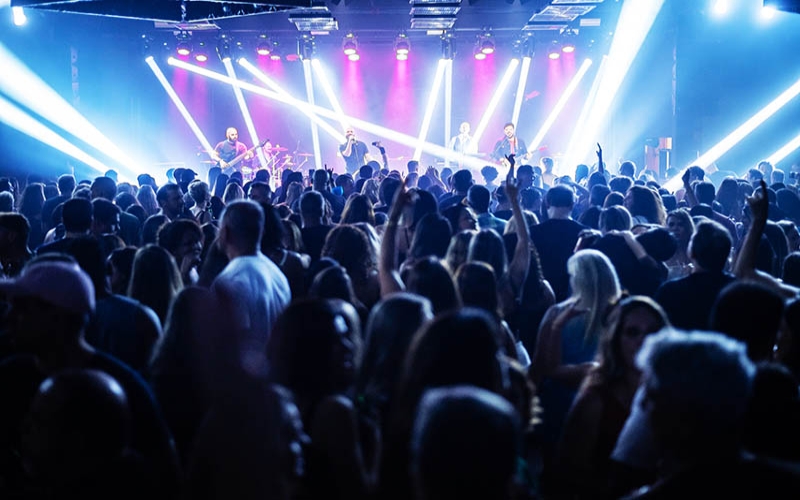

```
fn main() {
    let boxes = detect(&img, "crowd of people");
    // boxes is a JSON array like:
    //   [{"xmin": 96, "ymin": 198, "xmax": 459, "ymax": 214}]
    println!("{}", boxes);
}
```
[{"xmin": 0, "ymin": 151, "xmax": 800, "ymax": 498}]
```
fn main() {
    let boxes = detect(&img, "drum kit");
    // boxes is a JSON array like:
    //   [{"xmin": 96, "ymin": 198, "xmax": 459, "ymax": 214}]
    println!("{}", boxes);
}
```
[{"xmin": 199, "ymin": 145, "xmax": 314, "ymax": 183}]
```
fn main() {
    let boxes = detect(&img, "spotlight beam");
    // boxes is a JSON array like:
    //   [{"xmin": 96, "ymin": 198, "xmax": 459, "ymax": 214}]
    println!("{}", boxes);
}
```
[
  {"xmin": 0, "ymin": 95, "xmax": 106, "ymax": 173},
  {"xmin": 529, "ymin": 58, "xmax": 593, "ymax": 156},
  {"xmin": 311, "ymin": 59, "xmax": 349, "ymax": 131},
  {"xmin": 146, "ymin": 57, "xmax": 216, "ymax": 159},
  {"xmin": 168, "ymin": 57, "xmax": 490, "ymax": 171},
  {"xmin": 511, "ymin": 56, "xmax": 533, "ymax": 127},
  {"xmin": 223, "ymin": 59, "xmax": 267, "ymax": 168},
  {"xmin": 568, "ymin": 0, "xmax": 665, "ymax": 165},
  {"xmin": 444, "ymin": 59, "xmax": 453, "ymax": 152},
  {"xmin": 303, "ymin": 60, "xmax": 323, "ymax": 171},
  {"xmin": 0, "ymin": 43, "xmax": 139, "ymax": 174},
  {"xmin": 564, "ymin": 55, "xmax": 608, "ymax": 169},
  {"xmin": 238, "ymin": 58, "xmax": 346, "ymax": 143},
  {"xmin": 768, "ymin": 133, "xmax": 800, "ymax": 167},
  {"xmin": 472, "ymin": 59, "xmax": 521, "ymax": 147},
  {"xmin": 414, "ymin": 59, "xmax": 447, "ymax": 161}
]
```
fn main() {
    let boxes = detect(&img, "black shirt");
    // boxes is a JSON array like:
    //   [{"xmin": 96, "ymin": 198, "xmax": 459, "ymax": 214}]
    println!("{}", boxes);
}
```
[
  {"xmin": 654, "ymin": 271, "xmax": 736, "ymax": 330},
  {"xmin": 529, "ymin": 218, "xmax": 586, "ymax": 302}
]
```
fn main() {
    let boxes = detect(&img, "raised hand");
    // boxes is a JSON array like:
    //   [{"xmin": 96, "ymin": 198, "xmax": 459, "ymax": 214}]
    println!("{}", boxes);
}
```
[
  {"xmin": 682, "ymin": 168, "xmax": 692, "ymax": 187},
  {"xmin": 746, "ymin": 179, "xmax": 769, "ymax": 223},
  {"xmin": 505, "ymin": 159, "xmax": 520, "ymax": 200},
  {"xmin": 389, "ymin": 176, "xmax": 416, "ymax": 221}
]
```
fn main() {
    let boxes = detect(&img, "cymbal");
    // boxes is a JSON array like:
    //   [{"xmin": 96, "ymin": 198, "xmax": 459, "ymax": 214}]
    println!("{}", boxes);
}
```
[
  {"xmin": 266, "ymin": 146, "xmax": 289, "ymax": 152},
  {"xmin": 295, "ymin": 153, "xmax": 314, "ymax": 157}
]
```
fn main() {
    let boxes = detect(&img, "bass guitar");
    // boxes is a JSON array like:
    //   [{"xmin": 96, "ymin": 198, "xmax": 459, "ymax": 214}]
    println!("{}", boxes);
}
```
[{"xmin": 218, "ymin": 139, "xmax": 269, "ymax": 171}]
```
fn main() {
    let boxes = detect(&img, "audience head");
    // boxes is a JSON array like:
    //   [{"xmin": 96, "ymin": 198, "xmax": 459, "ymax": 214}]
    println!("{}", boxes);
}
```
[
  {"xmin": 689, "ymin": 220, "xmax": 732, "ymax": 273},
  {"xmin": 219, "ymin": 200, "xmax": 264, "ymax": 257}
]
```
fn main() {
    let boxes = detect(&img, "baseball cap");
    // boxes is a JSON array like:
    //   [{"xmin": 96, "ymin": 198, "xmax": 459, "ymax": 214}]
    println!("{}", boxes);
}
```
[{"xmin": 0, "ymin": 262, "xmax": 95, "ymax": 316}]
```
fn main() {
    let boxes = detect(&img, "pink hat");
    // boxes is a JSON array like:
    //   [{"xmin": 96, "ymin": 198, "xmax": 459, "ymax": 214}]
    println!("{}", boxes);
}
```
[{"xmin": 0, "ymin": 262, "xmax": 95, "ymax": 315}]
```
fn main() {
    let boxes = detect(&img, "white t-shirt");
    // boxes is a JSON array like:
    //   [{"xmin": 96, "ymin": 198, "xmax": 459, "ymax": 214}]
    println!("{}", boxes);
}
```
[{"xmin": 212, "ymin": 253, "xmax": 291, "ymax": 349}]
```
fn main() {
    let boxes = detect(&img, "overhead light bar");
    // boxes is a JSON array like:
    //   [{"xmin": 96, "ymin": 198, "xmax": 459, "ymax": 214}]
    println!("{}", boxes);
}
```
[
  {"xmin": 414, "ymin": 58, "xmax": 448, "ymax": 160},
  {"xmin": 395, "ymin": 33, "xmax": 411, "ymax": 60},
  {"xmin": 12, "ymin": 6, "xmax": 26, "ymax": 26},
  {"xmin": 472, "ymin": 58, "xmax": 521, "ymax": 147},
  {"xmin": 146, "ymin": 56, "xmax": 216, "ymax": 159},
  {"xmin": 529, "ymin": 58, "xmax": 593, "ymax": 155}
]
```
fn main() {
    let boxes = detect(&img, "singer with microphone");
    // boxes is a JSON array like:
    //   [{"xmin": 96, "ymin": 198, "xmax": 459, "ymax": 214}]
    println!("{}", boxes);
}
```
[{"xmin": 339, "ymin": 126, "xmax": 369, "ymax": 174}]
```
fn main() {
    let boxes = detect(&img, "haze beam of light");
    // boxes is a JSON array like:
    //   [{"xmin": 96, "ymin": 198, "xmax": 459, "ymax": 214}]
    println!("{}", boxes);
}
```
[
  {"xmin": 472, "ymin": 58, "xmax": 521, "ymax": 147},
  {"xmin": 564, "ymin": 55, "xmax": 608, "ymax": 170},
  {"xmin": 223, "ymin": 59, "xmax": 267, "ymax": 168},
  {"xmin": 767, "ymin": 133, "xmax": 800, "ymax": 167},
  {"xmin": 237, "ymin": 57, "xmax": 346, "ymax": 143},
  {"xmin": 569, "ymin": 0, "xmax": 665, "ymax": 165},
  {"xmin": 0, "ymin": 95, "xmax": 107, "ymax": 173},
  {"xmin": 529, "ymin": 58, "xmax": 593, "ymax": 155},
  {"xmin": 414, "ymin": 59, "xmax": 447, "ymax": 161},
  {"xmin": 169, "ymin": 56, "xmax": 492, "ymax": 171},
  {"xmin": 146, "ymin": 57, "xmax": 216, "ymax": 159},
  {"xmin": 303, "ymin": 60, "xmax": 323, "ymax": 171},
  {"xmin": 311, "ymin": 59, "xmax": 349, "ymax": 131},
  {"xmin": 0, "ymin": 43, "xmax": 140, "ymax": 174},
  {"xmin": 444, "ymin": 59, "xmax": 453, "ymax": 152},
  {"xmin": 511, "ymin": 56, "xmax": 533, "ymax": 127},
  {"xmin": 662, "ymin": 78, "xmax": 800, "ymax": 191}
]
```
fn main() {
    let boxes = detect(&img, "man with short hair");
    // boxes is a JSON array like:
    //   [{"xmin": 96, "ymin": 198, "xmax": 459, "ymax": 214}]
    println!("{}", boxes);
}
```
[
  {"xmin": 91, "ymin": 199, "xmax": 120, "ymax": 238},
  {"xmin": 213, "ymin": 127, "xmax": 251, "ymax": 173},
  {"xmin": 42, "ymin": 174, "xmax": 75, "ymax": 230},
  {"xmin": 247, "ymin": 181, "xmax": 272, "ymax": 204},
  {"xmin": 312, "ymin": 169, "xmax": 345, "ymax": 218},
  {"xmin": 335, "ymin": 174, "xmax": 355, "ymax": 199},
  {"xmin": 299, "ymin": 191, "xmax": 333, "ymax": 262},
  {"xmin": 438, "ymin": 170, "xmax": 474, "ymax": 211},
  {"xmin": 655, "ymin": 220, "xmax": 735, "ymax": 330},
  {"xmin": 530, "ymin": 185, "xmax": 586, "ymax": 301},
  {"xmin": 468, "ymin": 184, "xmax": 506, "ymax": 234},
  {"xmin": 37, "ymin": 198, "xmax": 92, "ymax": 255},
  {"xmin": 339, "ymin": 126, "xmax": 369, "ymax": 174},
  {"xmin": 491, "ymin": 122, "xmax": 529, "ymax": 163},
  {"xmin": 156, "ymin": 183, "xmax": 186, "ymax": 222},
  {"xmin": 90, "ymin": 176, "xmax": 140, "ymax": 246},
  {"xmin": 212, "ymin": 200, "xmax": 291, "ymax": 349}
]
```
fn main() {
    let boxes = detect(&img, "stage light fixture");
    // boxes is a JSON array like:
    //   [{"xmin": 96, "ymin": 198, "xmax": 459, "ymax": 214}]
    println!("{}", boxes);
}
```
[
  {"xmin": 479, "ymin": 32, "xmax": 495, "ymax": 55},
  {"xmin": 140, "ymin": 34, "xmax": 153, "ymax": 59},
  {"xmin": 12, "ymin": 6, "xmax": 26, "ymax": 26},
  {"xmin": 175, "ymin": 32, "xmax": 192, "ymax": 57},
  {"xmin": 441, "ymin": 33, "xmax": 455, "ymax": 60},
  {"xmin": 395, "ymin": 33, "xmax": 410, "ymax": 60},
  {"xmin": 561, "ymin": 29, "xmax": 577, "ymax": 53},
  {"xmin": 761, "ymin": 5, "xmax": 777, "ymax": 20},
  {"xmin": 712, "ymin": 0, "xmax": 729, "ymax": 17},
  {"xmin": 474, "ymin": 46, "xmax": 487, "ymax": 60},
  {"xmin": 217, "ymin": 35, "xmax": 232, "ymax": 62},
  {"xmin": 194, "ymin": 42, "xmax": 209, "ymax": 62},
  {"xmin": 256, "ymin": 34, "xmax": 272, "ymax": 56},
  {"xmin": 548, "ymin": 42, "xmax": 561, "ymax": 60},
  {"xmin": 299, "ymin": 35, "xmax": 316, "ymax": 61},
  {"xmin": 342, "ymin": 33, "xmax": 358, "ymax": 56},
  {"xmin": 348, "ymin": 53, "xmax": 360, "ymax": 62}
]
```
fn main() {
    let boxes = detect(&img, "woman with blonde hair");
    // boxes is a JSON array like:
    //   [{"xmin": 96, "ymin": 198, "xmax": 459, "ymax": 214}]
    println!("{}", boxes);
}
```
[{"xmin": 531, "ymin": 249, "xmax": 622, "ymax": 467}]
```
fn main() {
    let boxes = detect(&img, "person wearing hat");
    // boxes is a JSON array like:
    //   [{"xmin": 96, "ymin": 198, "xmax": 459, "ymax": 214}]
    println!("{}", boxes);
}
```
[{"xmin": 0, "ymin": 260, "xmax": 180, "ymax": 493}]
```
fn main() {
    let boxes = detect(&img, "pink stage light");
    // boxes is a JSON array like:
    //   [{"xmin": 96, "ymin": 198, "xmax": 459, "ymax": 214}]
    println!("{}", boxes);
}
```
[
  {"xmin": 348, "ymin": 53, "xmax": 360, "ymax": 61},
  {"xmin": 176, "ymin": 46, "xmax": 191, "ymax": 57},
  {"xmin": 397, "ymin": 53, "xmax": 408, "ymax": 61},
  {"xmin": 257, "ymin": 48, "xmax": 271, "ymax": 56},
  {"xmin": 271, "ymin": 54, "xmax": 282, "ymax": 61},
  {"xmin": 474, "ymin": 52, "xmax": 487, "ymax": 60},
  {"xmin": 195, "ymin": 54, "xmax": 208, "ymax": 63},
  {"xmin": 548, "ymin": 51, "xmax": 561, "ymax": 60}
]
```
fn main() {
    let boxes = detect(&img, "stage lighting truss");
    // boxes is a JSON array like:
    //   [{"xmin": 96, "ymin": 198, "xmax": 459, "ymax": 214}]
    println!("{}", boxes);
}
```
[
  {"xmin": 395, "ymin": 33, "xmax": 411, "ymax": 60},
  {"xmin": 175, "ymin": 31, "xmax": 192, "ymax": 57},
  {"xmin": 299, "ymin": 35, "xmax": 317, "ymax": 61},
  {"xmin": 342, "ymin": 33, "xmax": 358, "ymax": 56}
]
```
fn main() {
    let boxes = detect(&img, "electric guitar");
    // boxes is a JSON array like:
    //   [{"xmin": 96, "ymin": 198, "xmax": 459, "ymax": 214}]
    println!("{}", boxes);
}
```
[{"xmin": 217, "ymin": 139, "xmax": 269, "ymax": 171}]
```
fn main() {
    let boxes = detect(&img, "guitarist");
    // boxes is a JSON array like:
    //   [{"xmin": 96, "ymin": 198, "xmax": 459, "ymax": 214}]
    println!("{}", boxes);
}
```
[
  {"xmin": 213, "ymin": 127, "xmax": 252, "ymax": 174},
  {"xmin": 491, "ymin": 122, "xmax": 531, "ymax": 166}
]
